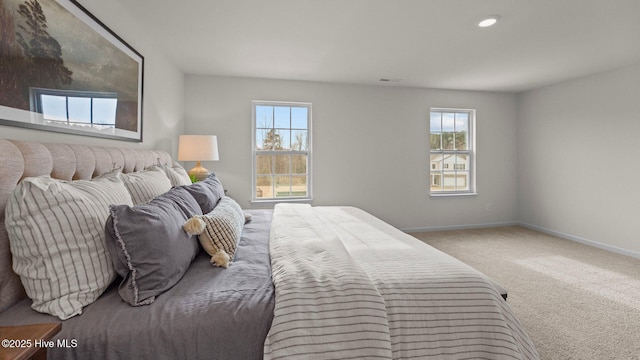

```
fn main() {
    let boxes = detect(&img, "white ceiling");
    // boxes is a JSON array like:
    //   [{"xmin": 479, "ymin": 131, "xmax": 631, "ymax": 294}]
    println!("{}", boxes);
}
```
[{"xmin": 116, "ymin": 0, "xmax": 640, "ymax": 93}]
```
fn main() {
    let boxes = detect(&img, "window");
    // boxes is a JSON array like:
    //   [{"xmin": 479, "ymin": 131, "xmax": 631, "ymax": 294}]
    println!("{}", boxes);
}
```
[
  {"xmin": 30, "ymin": 88, "xmax": 118, "ymax": 129},
  {"xmin": 429, "ymin": 108, "xmax": 475, "ymax": 195},
  {"xmin": 252, "ymin": 101, "xmax": 311, "ymax": 202}
]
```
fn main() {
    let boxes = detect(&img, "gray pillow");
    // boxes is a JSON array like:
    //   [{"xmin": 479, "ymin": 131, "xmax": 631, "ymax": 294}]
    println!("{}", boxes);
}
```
[
  {"xmin": 180, "ymin": 181, "xmax": 220, "ymax": 214},
  {"xmin": 200, "ymin": 173, "xmax": 225, "ymax": 202},
  {"xmin": 104, "ymin": 186, "xmax": 202, "ymax": 306}
]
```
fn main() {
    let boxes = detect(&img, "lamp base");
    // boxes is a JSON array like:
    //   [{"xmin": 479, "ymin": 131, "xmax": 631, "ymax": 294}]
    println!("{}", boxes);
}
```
[{"xmin": 188, "ymin": 161, "xmax": 210, "ymax": 182}]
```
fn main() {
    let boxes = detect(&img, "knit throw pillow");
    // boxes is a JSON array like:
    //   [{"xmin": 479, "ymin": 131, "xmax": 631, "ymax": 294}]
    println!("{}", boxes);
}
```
[{"xmin": 184, "ymin": 197, "xmax": 245, "ymax": 268}]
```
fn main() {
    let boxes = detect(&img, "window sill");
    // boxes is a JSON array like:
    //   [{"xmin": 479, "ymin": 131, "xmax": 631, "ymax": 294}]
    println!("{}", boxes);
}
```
[
  {"xmin": 429, "ymin": 192, "xmax": 478, "ymax": 198},
  {"xmin": 250, "ymin": 198, "xmax": 313, "ymax": 206}
]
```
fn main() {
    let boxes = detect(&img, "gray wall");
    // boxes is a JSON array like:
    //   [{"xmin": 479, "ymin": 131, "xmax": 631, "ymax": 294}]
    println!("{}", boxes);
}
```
[
  {"xmin": 517, "ymin": 62, "xmax": 640, "ymax": 256},
  {"xmin": 185, "ymin": 75, "xmax": 518, "ymax": 231},
  {"xmin": 0, "ymin": 0, "xmax": 185, "ymax": 156},
  {"xmin": 5, "ymin": 0, "xmax": 638, "ymax": 256}
]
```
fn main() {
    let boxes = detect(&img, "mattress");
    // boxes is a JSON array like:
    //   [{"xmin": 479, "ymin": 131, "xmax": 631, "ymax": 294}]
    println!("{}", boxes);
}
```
[
  {"xmin": 264, "ymin": 204, "xmax": 538, "ymax": 359},
  {"xmin": 1, "ymin": 204, "xmax": 535, "ymax": 359}
]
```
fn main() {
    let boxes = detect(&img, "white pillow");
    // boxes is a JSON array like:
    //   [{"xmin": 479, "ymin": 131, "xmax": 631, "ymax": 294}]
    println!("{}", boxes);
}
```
[
  {"xmin": 6, "ymin": 175, "xmax": 133, "ymax": 319},
  {"xmin": 119, "ymin": 166, "xmax": 171, "ymax": 205},
  {"xmin": 160, "ymin": 163, "xmax": 192, "ymax": 186}
]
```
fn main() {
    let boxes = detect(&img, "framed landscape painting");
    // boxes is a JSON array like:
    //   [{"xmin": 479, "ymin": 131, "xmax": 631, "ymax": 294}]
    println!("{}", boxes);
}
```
[{"xmin": 0, "ymin": 0, "xmax": 143, "ymax": 141}]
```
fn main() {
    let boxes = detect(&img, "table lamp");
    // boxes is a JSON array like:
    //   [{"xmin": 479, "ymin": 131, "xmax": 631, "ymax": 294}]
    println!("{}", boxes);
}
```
[{"xmin": 178, "ymin": 135, "xmax": 219, "ymax": 181}]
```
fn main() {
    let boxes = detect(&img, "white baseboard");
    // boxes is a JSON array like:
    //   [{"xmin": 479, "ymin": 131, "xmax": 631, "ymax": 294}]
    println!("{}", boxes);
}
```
[
  {"xmin": 518, "ymin": 222, "xmax": 640, "ymax": 260},
  {"xmin": 402, "ymin": 221, "xmax": 518, "ymax": 233}
]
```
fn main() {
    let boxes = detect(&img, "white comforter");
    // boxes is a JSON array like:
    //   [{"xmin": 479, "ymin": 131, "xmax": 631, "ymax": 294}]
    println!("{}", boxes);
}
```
[{"xmin": 264, "ymin": 204, "xmax": 539, "ymax": 360}]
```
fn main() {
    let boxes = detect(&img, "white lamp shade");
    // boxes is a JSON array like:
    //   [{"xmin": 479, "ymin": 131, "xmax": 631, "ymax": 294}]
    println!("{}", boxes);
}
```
[{"xmin": 178, "ymin": 135, "xmax": 219, "ymax": 161}]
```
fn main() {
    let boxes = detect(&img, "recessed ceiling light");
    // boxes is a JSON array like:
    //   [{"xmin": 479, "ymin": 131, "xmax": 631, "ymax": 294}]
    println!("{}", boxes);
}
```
[{"xmin": 478, "ymin": 15, "xmax": 501, "ymax": 28}]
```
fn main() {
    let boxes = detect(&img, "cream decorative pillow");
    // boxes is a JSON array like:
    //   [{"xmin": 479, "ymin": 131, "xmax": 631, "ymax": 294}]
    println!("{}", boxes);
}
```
[
  {"xmin": 160, "ymin": 163, "xmax": 192, "ymax": 186},
  {"xmin": 119, "ymin": 166, "xmax": 171, "ymax": 205},
  {"xmin": 5, "ymin": 175, "xmax": 133, "ymax": 320},
  {"xmin": 183, "ymin": 197, "xmax": 245, "ymax": 268}
]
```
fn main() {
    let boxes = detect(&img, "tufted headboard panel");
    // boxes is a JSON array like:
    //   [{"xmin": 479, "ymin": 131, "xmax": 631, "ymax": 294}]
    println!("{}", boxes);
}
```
[{"xmin": 0, "ymin": 139, "xmax": 173, "ymax": 313}]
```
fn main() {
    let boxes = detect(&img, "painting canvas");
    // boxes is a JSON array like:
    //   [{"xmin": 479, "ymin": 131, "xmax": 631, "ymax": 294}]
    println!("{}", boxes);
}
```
[{"xmin": 0, "ymin": 0, "xmax": 143, "ymax": 141}]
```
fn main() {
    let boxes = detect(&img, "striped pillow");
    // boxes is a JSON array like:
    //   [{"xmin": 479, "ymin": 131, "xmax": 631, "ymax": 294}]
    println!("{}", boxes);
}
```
[
  {"xmin": 5, "ymin": 175, "xmax": 133, "ymax": 320},
  {"xmin": 197, "ymin": 197, "xmax": 245, "ymax": 267},
  {"xmin": 160, "ymin": 163, "xmax": 192, "ymax": 186},
  {"xmin": 120, "ymin": 166, "xmax": 171, "ymax": 205}
]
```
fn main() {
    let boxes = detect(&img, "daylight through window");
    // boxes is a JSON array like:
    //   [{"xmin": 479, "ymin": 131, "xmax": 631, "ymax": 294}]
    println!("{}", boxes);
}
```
[
  {"xmin": 252, "ymin": 101, "xmax": 311, "ymax": 201},
  {"xmin": 429, "ymin": 108, "xmax": 475, "ymax": 195},
  {"xmin": 30, "ymin": 88, "xmax": 118, "ymax": 129}
]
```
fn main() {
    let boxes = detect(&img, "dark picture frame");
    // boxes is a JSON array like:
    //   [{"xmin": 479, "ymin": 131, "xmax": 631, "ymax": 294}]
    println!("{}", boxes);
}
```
[{"xmin": 0, "ymin": 0, "xmax": 144, "ymax": 141}]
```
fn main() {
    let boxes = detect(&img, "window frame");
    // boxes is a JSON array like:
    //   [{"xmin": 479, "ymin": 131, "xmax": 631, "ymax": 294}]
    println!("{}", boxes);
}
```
[
  {"xmin": 30, "ymin": 87, "xmax": 119, "ymax": 128},
  {"xmin": 429, "ymin": 107, "xmax": 477, "ymax": 197},
  {"xmin": 251, "ymin": 100, "xmax": 312, "ymax": 203}
]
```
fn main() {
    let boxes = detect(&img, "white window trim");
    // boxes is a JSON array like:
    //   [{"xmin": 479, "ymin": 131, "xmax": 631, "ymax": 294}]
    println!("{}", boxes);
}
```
[
  {"xmin": 429, "ymin": 107, "xmax": 477, "ymax": 197},
  {"xmin": 30, "ymin": 87, "xmax": 118, "ymax": 127},
  {"xmin": 251, "ymin": 100, "xmax": 312, "ymax": 204}
]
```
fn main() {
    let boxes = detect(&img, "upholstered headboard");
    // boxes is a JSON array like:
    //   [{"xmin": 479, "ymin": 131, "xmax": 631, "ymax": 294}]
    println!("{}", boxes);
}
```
[{"xmin": 0, "ymin": 139, "xmax": 173, "ymax": 313}]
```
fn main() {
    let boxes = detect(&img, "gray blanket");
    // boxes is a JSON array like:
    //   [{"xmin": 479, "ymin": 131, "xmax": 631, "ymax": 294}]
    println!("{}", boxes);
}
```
[{"xmin": 0, "ymin": 210, "xmax": 274, "ymax": 360}]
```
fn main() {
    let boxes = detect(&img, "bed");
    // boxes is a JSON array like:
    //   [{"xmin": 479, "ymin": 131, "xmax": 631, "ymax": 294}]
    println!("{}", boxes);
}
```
[{"xmin": 0, "ymin": 139, "xmax": 538, "ymax": 359}]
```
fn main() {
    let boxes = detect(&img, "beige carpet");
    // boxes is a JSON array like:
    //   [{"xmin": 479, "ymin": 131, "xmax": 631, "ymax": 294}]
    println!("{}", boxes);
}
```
[{"xmin": 411, "ymin": 226, "xmax": 640, "ymax": 360}]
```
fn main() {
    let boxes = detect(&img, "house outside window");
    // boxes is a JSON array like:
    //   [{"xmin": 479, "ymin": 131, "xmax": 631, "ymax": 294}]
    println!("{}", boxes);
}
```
[
  {"xmin": 252, "ymin": 101, "xmax": 311, "ymax": 202},
  {"xmin": 429, "ymin": 108, "xmax": 476, "ymax": 195}
]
